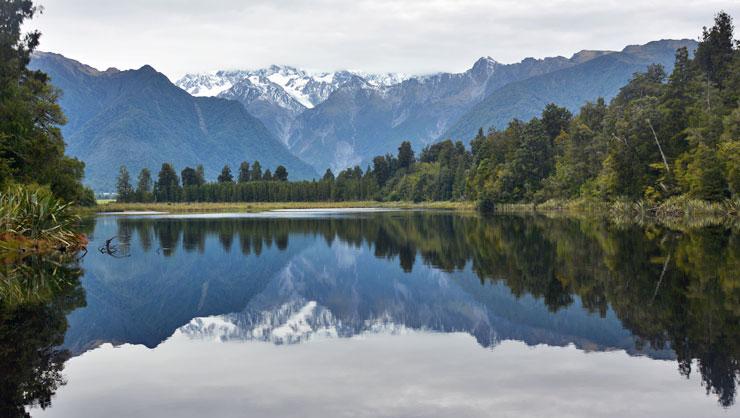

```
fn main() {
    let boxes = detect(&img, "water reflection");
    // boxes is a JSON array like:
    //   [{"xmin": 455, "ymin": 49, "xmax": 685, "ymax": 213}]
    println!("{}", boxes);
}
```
[
  {"xmin": 77, "ymin": 212, "xmax": 740, "ymax": 407},
  {"xmin": 2, "ymin": 211, "xmax": 739, "ymax": 416},
  {"xmin": 0, "ymin": 255, "xmax": 86, "ymax": 417}
]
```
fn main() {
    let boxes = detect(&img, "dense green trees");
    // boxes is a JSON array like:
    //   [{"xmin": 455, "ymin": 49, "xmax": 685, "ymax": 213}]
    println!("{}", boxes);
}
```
[
  {"xmin": 695, "ymin": 11, "xmax": 736, "ymax": 87},
  {"xmin": 274, "ymin": 165, "xmax": 288, "ymax": 182},
  {"xmin": 217, "ymin": 165, "xmax": 234, "ymax": 183},
  {"xmin": 0, "ymin": 0, "xmax": 93, "ymax": 204},
  {"xmin": 238, "ymin": 162, "xmax": 251, "ymax": 183},
  {"xmin": 397, "ymin": 141, "xmax": 415, "ymax": 171},
  {"xmin": 135, "ymin": 168, "xmax": 153, "ymax": 202},
  {"xmin": 466, "ymin": 117, "xmax": 555, "ymax": 202},
  {"xmin": 251, "ymin": 161, "xmax": 262, "ymax": 181},
  {"xmin": 467, "ymin": 11, "xmax": 739, "ymax": 206},
  {"xmin": 154, "ymin": 163, "xmax": 180, "ymax": 202},
  {"xmin": 120, "ymin": 161, "xmax": 300, "ymax": 203},
  {"xmin": 116, "ymin": 166, "xmax": 134, "ymax": 202},
  {"xmin": 181, "ymin": 167, "xmax": 201, "ymax": 187}
]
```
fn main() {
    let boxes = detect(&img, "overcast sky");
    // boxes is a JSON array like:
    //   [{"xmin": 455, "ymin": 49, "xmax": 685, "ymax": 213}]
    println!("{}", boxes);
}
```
[{"xmin": 24, "ymin": 0, "xmax": 740, "ymax": 79}]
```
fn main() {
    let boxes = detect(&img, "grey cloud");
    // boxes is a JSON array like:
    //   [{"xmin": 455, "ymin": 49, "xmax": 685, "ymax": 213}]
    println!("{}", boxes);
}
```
[{"xmin": 26, "ymin": 0, "xmax": 740, "ymax": 79}]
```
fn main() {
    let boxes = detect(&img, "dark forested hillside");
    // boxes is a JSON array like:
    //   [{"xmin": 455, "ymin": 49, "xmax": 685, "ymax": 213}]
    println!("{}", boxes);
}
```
[{"xmin": 29, "ymin": 53, "xmax": 317, "ymax": 192}]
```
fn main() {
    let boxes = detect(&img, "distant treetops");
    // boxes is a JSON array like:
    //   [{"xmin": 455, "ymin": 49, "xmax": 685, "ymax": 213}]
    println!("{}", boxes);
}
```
[{"xmin": 116, "ymin": 161, "xmax": 290, "ymax": 203}]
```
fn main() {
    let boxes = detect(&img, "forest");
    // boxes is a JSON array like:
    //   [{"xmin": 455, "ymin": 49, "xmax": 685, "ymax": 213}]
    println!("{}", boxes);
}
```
[{"xmin": 117, "ymin": 12, "xmax": 740, "ymax": 212}]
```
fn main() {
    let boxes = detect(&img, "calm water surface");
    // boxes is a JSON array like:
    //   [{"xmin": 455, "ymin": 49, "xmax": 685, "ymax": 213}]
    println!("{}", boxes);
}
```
[{"xmin": 3, "ymin": 210, "xmax": 738, "ymax": 417}]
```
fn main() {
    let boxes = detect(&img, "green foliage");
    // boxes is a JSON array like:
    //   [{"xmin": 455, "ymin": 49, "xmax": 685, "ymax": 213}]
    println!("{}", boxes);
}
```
[
  {"xmin": 465, "ymin": 12, "xmax": 739, "ymax": 206},
  {"xmin": 217, "ymin": 165, "xmax": 234, "ymax": 183},
  {"xmin": 116, "ymin": 166, "xmax": 133, "ymax": 202},
  {"xmin": 181, "ymin": 167, "xmax": 201, "ymax": 187},
  {"xmin": 466, "ymin": 117, "xmax": 554, "ymax": 203},
  {"xmin": 154, "ymin": 163, "xmax": 180, "ymax": 202},
  {"xmin": 0, "ymin": 184, "xmax": 84, "ymax": 252},
  {"xmin": 274, "ymin": 165, "xmax": 288, "ymax": 182},
  {"xmin": 322, "ymin": 169, "xmax": 335, "ymax": 182},
  {"xmin": 397, "ymin": 141, "xmax": 415, "ymax": 171},
  {"xmin": 476, "ymin": 191, "xmax": 495, "ymax": 215},
  {"xmin": 238, "ymin": 161, "xmax": 251, "ymax": 183},
  {"xmin": 135, "ymin": 168, "xmax": 153, "ymax": 203},
  {"xmin": 719, "ymin": 141, "xmax": 740, "ymax": 197},
  {"xmin": 251, "ymin": 161, "xmax": 262, "ymax": 181},
  {"xmin": 676, "ymin": 143, "xmax": 728, "ymax": 200},
  {"xmin": 541, "ymin": 103, "xmax": 572, "ymax": 144},
  {"xmin": 0, "ymin": 0, "xmax": 91, "ymax": 205},
  {"xmin": 695, "ymin": 11, "xmax": 736, "ymax": 86}
]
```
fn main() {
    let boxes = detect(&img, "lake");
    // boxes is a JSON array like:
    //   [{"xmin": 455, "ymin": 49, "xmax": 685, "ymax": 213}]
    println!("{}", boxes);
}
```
[{"xmin": 3, "ymin": 210, "xmax": 738, "ymax": 417}]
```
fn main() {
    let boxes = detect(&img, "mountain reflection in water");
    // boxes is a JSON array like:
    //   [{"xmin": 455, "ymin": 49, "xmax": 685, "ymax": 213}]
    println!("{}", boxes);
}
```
[{"xmin": 2, "ymin": 211, "xmax": 738, "ymax": 417}]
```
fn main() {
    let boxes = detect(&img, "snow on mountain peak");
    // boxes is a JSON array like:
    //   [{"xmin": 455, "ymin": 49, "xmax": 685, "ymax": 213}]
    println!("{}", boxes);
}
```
[
  {"xmin": 176, "ymin": 71, "xmax": 240, "ymax": 97},
  {"xmin": 175, "ymin": 66, "xmax": 411, "ymax": 110},
  {"xmin": 471, "ymin": 56, "xmax": 499, "ymax": 74}
]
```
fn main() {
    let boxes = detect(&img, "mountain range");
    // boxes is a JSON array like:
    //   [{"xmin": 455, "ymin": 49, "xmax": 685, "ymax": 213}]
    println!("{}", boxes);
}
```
[
  {"xmin": 29, "ymin": 53, "xmax": 318, "ymax": 192},
  {"xmin": 177, "ymin": 39, "xmax": 695, "ymax": 173},
  {"xmin": 31, "ymin": 38, "xmax": 697, "ymax": 192},
  {"xmin": 177, "ymin": 66, "xmax": 410, "ymax": 145}
]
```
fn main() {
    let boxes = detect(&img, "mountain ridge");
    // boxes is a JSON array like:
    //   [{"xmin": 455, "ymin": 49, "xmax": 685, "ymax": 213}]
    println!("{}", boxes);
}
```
[
  {"xmin": 30, "ymin": 52, "xmax": 318, "ymax": 192},
  {"xmin": 283, "ymin": 41, "xmax": 683, "ymax": 172},
  {"xmin": 31, "ymin": 38, "xmax": 698, "ymax": 188},
  {"xmin": 443, "ymin": 39, "xmax": 697, "ymax": 141}
]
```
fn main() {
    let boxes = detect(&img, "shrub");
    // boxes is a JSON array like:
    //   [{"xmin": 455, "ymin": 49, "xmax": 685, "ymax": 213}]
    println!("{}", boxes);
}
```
[
  {"xmin": 0, "ymin": 184, "xmax": 86, "ymax": 256},
  {"xmin": 476, "ymin": 192, "xmax": 496, "ymax": 215}
]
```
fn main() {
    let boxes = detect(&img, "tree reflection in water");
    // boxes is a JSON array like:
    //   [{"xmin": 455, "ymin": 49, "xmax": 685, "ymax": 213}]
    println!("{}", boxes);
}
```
[
  {"xmin": 0, "ymin": 254, "xmax": 86, "ymax": 417},
  {"xmin": 119, "ymin": 213, "xmax": 738, "ymax": 406},
  {"xmin": 0, "ymin": 212, "xmax": 737, "ymax": 414}
]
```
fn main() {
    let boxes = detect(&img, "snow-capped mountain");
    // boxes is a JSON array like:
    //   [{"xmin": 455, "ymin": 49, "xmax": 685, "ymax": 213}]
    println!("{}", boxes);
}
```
[
  {"xmin": 177, "ymin": 247, "xmax": 497, "ymax": 347},
  {"xmin": 172, "ymin": 40, "xmax": 696, "ymax": 173},
  {"xmin": 176, "ymin": 70, "xmax": 246, "ymax": 97},
  {"xmin": 177, "ymin": 65, "xmax": 409, "ymax": 109},
  {"xmin": 354, "ymin": 71, "xmax": 411, "ymax": 87},
  {"xmin": 176, "ymin": 65, "xmax": 407, "ymax": 144}
]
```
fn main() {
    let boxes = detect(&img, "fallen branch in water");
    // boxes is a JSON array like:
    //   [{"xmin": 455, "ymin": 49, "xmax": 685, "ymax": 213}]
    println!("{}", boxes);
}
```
[{"xmin": 99, "ymin": 236, "xmax": 130, "ymax": 258}]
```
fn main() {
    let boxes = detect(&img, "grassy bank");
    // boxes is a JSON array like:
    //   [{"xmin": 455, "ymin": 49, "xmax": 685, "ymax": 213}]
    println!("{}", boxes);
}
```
[
  {"xmin": 498, "ymin": 197, "xmax": 739, "ymax": 216},
  {"xmin": 92, "ymin": 200, "xmax": 475, "ymax": 213},
  {"xmin": 495, "ymin": 197, "xmax": 740, "ymax": 229},
  {"xmin": 1, "ymin": 185, "xmax": 87, "ymax": 262},
  {"xmin": 91, "ymin": 197, "xmax": 740, "ymax": 230},
  {"xmin": 93, "ymin": 197, "xmax": 740, "ymax": 218}
]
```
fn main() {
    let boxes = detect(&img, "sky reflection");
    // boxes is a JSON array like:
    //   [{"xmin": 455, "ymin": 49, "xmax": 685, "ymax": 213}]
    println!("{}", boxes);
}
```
[{"xmin": 35, "ymin": 331, "xmax": 724, "ymax": 418}]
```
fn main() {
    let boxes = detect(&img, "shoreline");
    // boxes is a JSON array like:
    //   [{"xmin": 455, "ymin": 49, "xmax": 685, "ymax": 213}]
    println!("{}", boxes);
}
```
[
  {"xmin": 88, "ymin": 201, "xmax": 476, "ymax": 214},
  {"xmin": 84, "ymin": 199, "xmax": 740, "ymax": 228}
]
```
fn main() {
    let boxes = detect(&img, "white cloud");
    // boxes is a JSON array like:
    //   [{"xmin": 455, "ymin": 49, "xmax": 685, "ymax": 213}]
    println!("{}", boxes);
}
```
[{"xmin": 26, "ymin": 0, "xmax": 740, "ymax": 79}]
